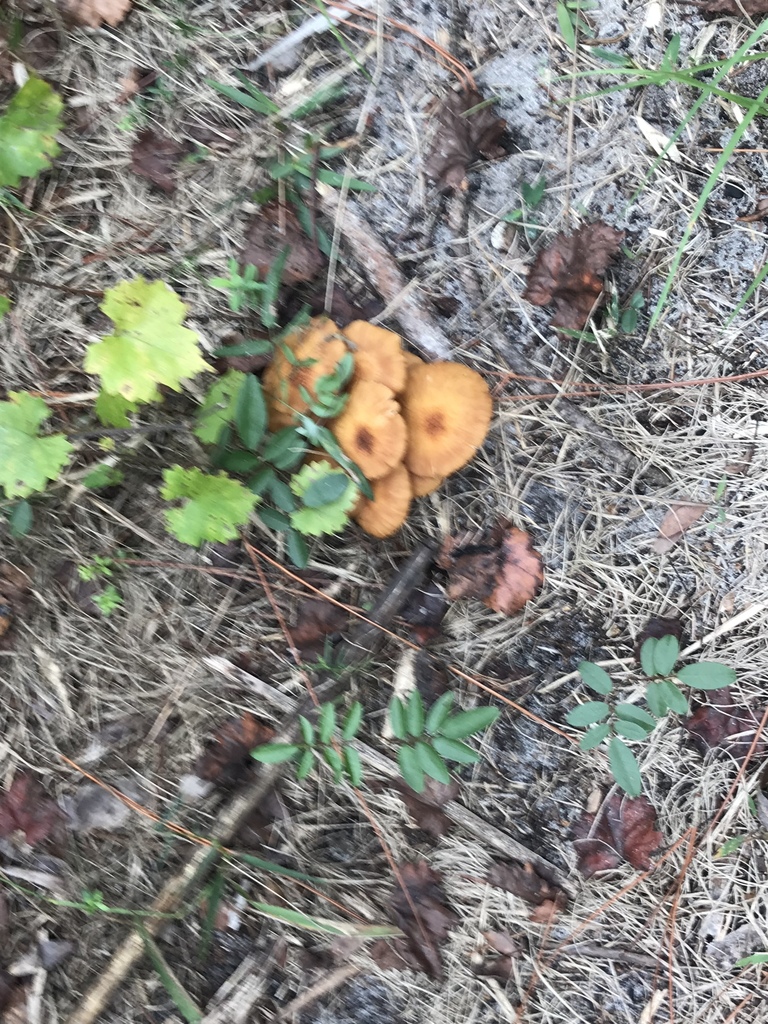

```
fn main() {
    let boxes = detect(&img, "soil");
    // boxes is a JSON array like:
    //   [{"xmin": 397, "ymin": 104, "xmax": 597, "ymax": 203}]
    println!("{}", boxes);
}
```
[{"xmin": 2, "ymin": 1, "xmax": 768, "ymax": 1023}]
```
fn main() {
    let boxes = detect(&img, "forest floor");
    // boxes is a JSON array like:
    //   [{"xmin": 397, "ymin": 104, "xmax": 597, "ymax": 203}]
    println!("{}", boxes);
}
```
[{"xmin": 3, "ymin": 1, "xmax": 768, "ymax": 1022}]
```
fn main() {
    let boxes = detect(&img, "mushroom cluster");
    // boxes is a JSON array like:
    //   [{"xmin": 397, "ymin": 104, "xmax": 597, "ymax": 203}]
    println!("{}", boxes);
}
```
[{"xmin": 263, "ymin": 317, "xmax": 492, "ymax": 538}]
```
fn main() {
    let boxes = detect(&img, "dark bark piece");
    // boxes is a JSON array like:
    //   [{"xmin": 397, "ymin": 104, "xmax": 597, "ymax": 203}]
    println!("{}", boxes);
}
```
[
  {"xmin": 487, "ymin": 860, "xmax": 566, "ymax": 907},
  {"xmin": 196, "ymin": 713, "xmax": 274, "ymax": 788},
  {"xmin": 130, "ymin": 129, "xmax": 189, "ymax": 193},
  {"xmin": 400, "ymin": 579, "xmax": 449, "ymax": 645},
  {"xmin": 242, "ymin": 201, "xmax": 324, "ymax": 287},
  {"xmin": 683, "ymin": 688, "xmax": 767, "ymax": 762},
  {"xmin": 572, "ymin": 793, "xmax": 663, "ymax": 878},
  {"xmin": 425, "ymin": 88, "xmax": 506, "ymax": 189},
  {"xmin": 291, "ymin": 597, "xmax": 348, "ymax": 659},
  {"xmin": 523, "ymin": 221, "xmax": 624, "ymax": 331}
]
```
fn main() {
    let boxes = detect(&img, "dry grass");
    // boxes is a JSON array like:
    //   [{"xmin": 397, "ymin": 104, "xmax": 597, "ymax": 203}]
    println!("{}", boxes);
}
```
[{"xmin": 3, "ymin": 0, "xmax": 768, "ymax": 1022}]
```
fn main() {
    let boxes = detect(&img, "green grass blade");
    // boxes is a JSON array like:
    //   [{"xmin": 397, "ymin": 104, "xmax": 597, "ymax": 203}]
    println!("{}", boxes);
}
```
[{"xmin": 138, "ymin": 925, "xmax": 203, "ymax": 1023}]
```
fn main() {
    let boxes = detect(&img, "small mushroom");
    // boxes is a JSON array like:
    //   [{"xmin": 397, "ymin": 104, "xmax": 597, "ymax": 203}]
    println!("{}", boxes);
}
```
[
  {"xmin": 353, "ymin": 463, "xmax": 412, "ymax": 537},
  {"xmin": 331, "ymin": 380, "xmax": 407, "ymax": 480},
  {"xmin": 409, "ymin": 470, "xmax": 444, "ymax": 497},
  {"xmin": 342, "ymin": 320, "xmax": 406, "ymax": 393},
  {"xmin": 263, "ymin": 317, "xmax": 345, "ymax": 430},
  {"xmin": 402, "ymin": 362, "xmax": 492, "ymax": 477}
]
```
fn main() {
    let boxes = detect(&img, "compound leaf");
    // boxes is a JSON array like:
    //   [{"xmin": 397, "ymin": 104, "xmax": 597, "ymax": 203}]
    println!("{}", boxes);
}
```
[
  {"xmin": 566, "ymin": 701, "xmax": 610, "ymax": 728},
  {"xmin": 615, "ymin": 704, "xmax": 657, "ymax": 732},
  {"xmin": 579, "ymin": 722, "xmax": 610, "ymax": 751},
  {"xmin": 161, "ymin": 465, "xmax": 258, "ymax": 546},
  {"xmin": 0, "ymin": 391, "xmax": 73, "ymax": 498},
  {"xmin": 94, "ymin": 390, "xmax": 139, "ymax": 428},
  {"xmin": 235, "ymin": 373, "xmax": 266, "ymax": 450},
  {"xmin": 676, "ymin": 662, "xmax": 737, "ymax": 691},
  {"xmin": 608, "ymin": 737, "xmax": 642, "ymax": 797},
  {"xmin": 653, "ymin": 635, "xmax": 679, "ymax": 676},
  {"xmin": 414, "ymin": 741, "xmax": 451, "ymax": 784},
  {"xmin": 439, "ymin": 706, "xmax": 499, "ymax": 740},
  {"xmin": 85, "ymin": 278, "xmax": 210, "ymax": 403},
  {"xmin": 398, "ymin": 744, "xmax": 425, "ymax": 793},
  {"xmin": 639, "ymin": 638, "xmax": 657, "ymax": 678},
  {"xmin": 0, "ymin": 77, "xmax": 63, "ymax": 188},
  {"xmin": 431, "ymin": 735, "xmax": 480, "ymax": 764},
  {"xmin": 658, "ymin": 678, "xmax": 689, "ymax": 714},
  {"xmin": 578, "ymin": 661, "xmax": 613, "ymax": 695}
]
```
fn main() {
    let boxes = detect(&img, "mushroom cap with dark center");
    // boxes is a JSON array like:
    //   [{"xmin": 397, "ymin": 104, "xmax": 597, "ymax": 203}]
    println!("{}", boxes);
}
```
[
  {"xmin": 331, "ymin": 380, "xmax": 407, "ymax": 481},
  {"xmin": 402, "ymin": 362, "xmax": 492, "ymax": 477}
]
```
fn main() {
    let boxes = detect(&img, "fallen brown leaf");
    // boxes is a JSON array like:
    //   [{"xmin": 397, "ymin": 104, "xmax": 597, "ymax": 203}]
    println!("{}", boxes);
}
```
[
  {"xmin": 438, "ymin": 522, "xmax": 543, "ymax": 617},
  {"xmin": 424, "ymin": 87, "xmax": 506, "ymax": 189},
  {"xmin": 398, "ymin": 777, "xmax": 459, "ymax": 838},
  {"xmin": 672, "ymin": 0, "xmax": 768, "ymax": 13},
  {"xmin": 683, "ymin": 688, "xmax": 767, "ymax": 762},
  {"xmin": 523, "ymin": 221, "xmax": 623, "ymax": 331},
  {"xmin": 370, "ymin": 861, "xmax": 457, "ymax": 978},
  {"xmin": 0, "ymin": 773, "xmax": 65, "ymax": 847},
  {"xmin": 291, "ymin": 597, "xmax": 348, "ymax": 660},
  {"xmin": 651, "ymin": 500, "xmax": 708, "ymax": 554},
  {"xmin": 572, "ymin": 793, "xmax": 663, "ymax": 878},
  {"xmin": 487, "ymin": 860, "xmax": 566, "ymax": 907},
  {"xmin": 58, "ymin": 0, "xmax": 132, "ymax": 27},
  {"xmin": 197, "ymin": 713, "xmax": 274, "ymax": 788},
  {"xmin": 242, "ymin": 201, "xmax": 324, "ymax": 288},
  {"xmin": 528, "ymin": 899, "xmax": 562, "ymax": 926},
  {"xmin": 116, "ymin": 66, "xmax": 159, "ymax": 104},
  {"xmin": 131, "ymin": 129, "xmax": 189, "ymax": 193},
  {"xmin": 634, "ymin": 615, "xmax": 685, "ymax": 662}
]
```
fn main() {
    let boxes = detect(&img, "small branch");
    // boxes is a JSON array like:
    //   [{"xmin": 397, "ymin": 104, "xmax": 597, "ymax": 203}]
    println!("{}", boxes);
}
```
[
  {"xmin": 66, "ymin": 423, "xmax": 192, "ymax": 442},
  {"xmin": 0, "ymin": 268, "xmax": 103, "ymax": 300}
]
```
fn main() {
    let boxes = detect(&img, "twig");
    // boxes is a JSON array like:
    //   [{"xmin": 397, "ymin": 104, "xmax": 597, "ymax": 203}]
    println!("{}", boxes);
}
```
[
  {"xmin": 316, "ymin": 183, "xmax": 452, "ymax": 360},
  {"xmin": 0, "ymin": 268, "xmax": 103, "ymax": 300},
  {"xmin": 275, "ymin": 964, "xmax": 362, "ymax": 1020},
  {"xmin": 65, "ymin": 544, "xmax": 436, "ymax": 1024}
]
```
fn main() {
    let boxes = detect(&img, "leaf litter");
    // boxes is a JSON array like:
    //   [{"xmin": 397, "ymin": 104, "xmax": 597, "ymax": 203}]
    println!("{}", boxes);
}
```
[
  {"xmin": 650, "ymin": 500, "xmax": 709, "ymax": 554},
  {"xmin": 424, "ymin": 87, "xmax": 506, "ymax": 189},
  {"xmin": 572, "ymin": 793, "xmax": 664, "ymax": 878},
  {"xmin": 683, "ymin": 688, "xmax": 767, "ymax": 762},
  {"xmin": 0, "ymin": 773, "xmax": 64, "ymax": 848}
]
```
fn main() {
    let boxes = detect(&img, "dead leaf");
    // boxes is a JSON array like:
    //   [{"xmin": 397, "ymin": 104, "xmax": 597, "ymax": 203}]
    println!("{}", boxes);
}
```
[
  {"xmin": 528, "ymin": 899, "xmax": 562, "ymax": 925},
  {"xmin": 116, "ymin": 66, "xmax": 159, "ymax": 103},
  {"xmin": 683, "ymin": 688, "xmax": 767, "ymax": 762},
  {"xmin": 58, "ymin": 0, "xmax": 132, "ymax": 27},
  {"xmin": 706, "ymin": 923, "xmax": 762, "ymax": 970},
  {"xmin": 0, "ymin": 563, "xmax": 31, "ymax": 647},
  {"xmin": 131, "ymin": 129, "xmax": 189, "ymax": 193},
  {"xmin": 438, "ymin": 522, "xmax": 543, "ymax": 617},
  {"xmin": 397, "ymin": 777, "xmax": 459, "ymax": 838},
  {"xmin": 635, "ymin": 615, "xmax": 685, "ymax": 662},
  {"xmin": 483, "ymin": 931, "xmax": 520, "ymax": 956},
  {"xmin": 651, "ymin": 500, "xmax": 708, "ymax": 553},
  {"xmin": 242, "ymin": 201, "xmax": 324, "ymax": 288},
  {"xmin": 197, "ymin": 713, "xmax": 274, "ymax": 788},
  {"xmin": 370, "ymin": 861, "xmax": 457, "ymax": 978},
  {"xmin": 425, "ymin": 88, "xmax": 506, "ymax": 189},
  {"xmin": 572, "ymin": 793, "xmax": 663, "ymax": 878},
  {"xmin": 487, "ymin": 860, "xmax": 566, "ymax": 908},
  {"xmin": 523, "ymin": 221, "xmax": 623, "ymax": 331},
  {"xmin": 291, "ymin": 598, "xmax": 348, "ymax": 660},
  {"xmin": 672, "ymin": 0, "xmax": 768, "ymax": 14},
  {"xmin": 0, "ymin": 773, "xmax": 65, "ymax": 847},
  {"xmin": 400, "ymin": 579, "xmax": 449, "ymax": 645}
]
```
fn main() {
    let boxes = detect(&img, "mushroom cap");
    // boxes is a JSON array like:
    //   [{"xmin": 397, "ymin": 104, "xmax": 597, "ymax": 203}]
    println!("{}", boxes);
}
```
[
  {"xmin": 403, "ymin": 351, "xmax": 425, "ymax": 373},
  {"xmin": 343, "ymin": 320, "xmax": 406, "ymax": 393},
  {"xmin": 402, "ymin": 362, "xmax": 492, "ymax": 477},
  {"xmin": 331, "ymin": 380, "xmax": 407, "ymax": 480},
  {"xmin": 353, "ymin": 463, "xmax": 412, "ymax": 538},
  {"xmin": 409, "ymin": 470, "xmax": 444, "ymax": 497},
  {"xmin": 263, "ymin": 317, "xmax": 345, "ymax": 429}
]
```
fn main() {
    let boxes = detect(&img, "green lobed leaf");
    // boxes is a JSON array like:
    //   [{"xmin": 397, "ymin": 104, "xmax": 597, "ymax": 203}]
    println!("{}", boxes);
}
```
[
  {"xmin": 414, "ymin": 741, "xmax": 451, "ymax": 784},
  {"xmin": 389, "ymin": 697, "xmax": 407, "ymax": 740},
  {"xmin": 639, "ymin": 638, "xmax": 657, "ymax": 678},
  {"xmin": 235, "ymin": 373, "xmax": 267, "ymax": 450},
  {"xmin": 343, "ymin": 746, "xmax": 363, "ymax": 787},
  {"xmin": 653, "ymin": 635, "xmax": 680, "ymax": 676},
  {"xmin": 398, "ymin": 744, "xmax": 425, "ymax": 793},
  {"xmin": 431, "ymin": 735, "xmax": 480, "ymax": 764},
  {"xmin": 566, "ymin": 701, "xmax": 610, "ymax": 728},
  {"xmin": 676, "ymin": 662, "xmax": 737, "ymax": 690},
  {"xmin": 0, "ymin": 77, "xmax": 63, "ymax": 188},
  {"xmin": 83, "ymin": 464, "xmax": 125, "ymax": 489},
  {"xmin": 286, "ymin": 529, "xmax": 309, "ymax": 568},
  {"xmin": 194, "ymin": 370, "xmax": 245, "ymax": 444},
  {"xmin": 425, "ymin": 692, "xmax": 454, "ymax": 735},
  {"xmin": 289, "ymin": 461, "xmax": 358, "ymax": 537},
  {"xmin": 0, "ymin": 391, "xmax": 73, "ymax": 499},
  {"xmin": 161, "ymin": 466, "xmax": 258, "ymax": 546},
  {"xmin": 608, "ymin": 736, "xmax": 642, "ymax": 797},
  {"xmin": 318, "ymin": 702, "xmax": 336, "ymax": 745},
  {"xmin": 439, "ymin": 706, "xmax": 500, "ymax": 740},
  {"xmin": 406, "ymin": 691, "xmax": 425, "ymax": 738},
  {"xmin": 342, "ymin": 701, "xmax": 364, "ymax": 740},
  {"xmin": 578, "ymin": 661, "xmax": 613, "ymax": 695},
  {"xmin": 251, "ymin": 743, "xmax": 301, "ymax": 764},
  {"xmin": 614, "ymin": 704, "xmax": 657, "ymax": 732},
  {"xmin": 579, "ymin": 722, "xmax": 610, "ymax": 751},
  {"xmin": 85, "ymin": 278, "xmax": 210, "ymax": 403},
  {"xmin": 95, "ymin": 390, "xmax": 139, "ymax": 428},
  {"xmin": 658, "ymin": 678, "xmax": 689, "ymax": 714}
]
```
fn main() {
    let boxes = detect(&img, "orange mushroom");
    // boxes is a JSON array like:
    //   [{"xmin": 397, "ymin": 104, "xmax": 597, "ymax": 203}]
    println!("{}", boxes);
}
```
[
  {"xmin": 402, "ymin": 362, "xmax": 492, "ymax": 477},
  {"xmin": 263, "ymin": 317, "xmax": 345, "ymax": 430},
  {"xmin": 342, "ymin": 320, "xmax": 407, "ymax": 393},
  {"xmin": 331, "ymin": 380, "xmax": 407, "ymax": 480},
  {"xmin": 353, "ymin": 463, "xmax": 412, "ymax": 538},
  {"xmin": 409, "ymin": 470, "xmax": 444, "ymax": 497}
]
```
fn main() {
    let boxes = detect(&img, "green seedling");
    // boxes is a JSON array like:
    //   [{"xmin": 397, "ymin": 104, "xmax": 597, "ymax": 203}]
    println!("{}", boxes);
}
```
[
  {"xmin": 556, "ymin": 0, "xmax": 597, "ymax": 49},
  {"xmin": 569, "ymin": 635, "xmax": 737, "ymax": 796},
  {"xmin": 503, "ymin": 176, "xmax": 547, "ymax": 240}
]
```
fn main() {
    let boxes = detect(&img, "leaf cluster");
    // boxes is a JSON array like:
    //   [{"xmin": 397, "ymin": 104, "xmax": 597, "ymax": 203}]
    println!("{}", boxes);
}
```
[
  {"xmin": 569, "ymin": 635, "xmax": 737, "ymax": 796},
  {"xmin": 389, "ymin": 691, "xmax": 500, "ymax": 794},
  {"xmin": 251, "ymin": 701, "xmax": 364, "ymax": 787}
]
